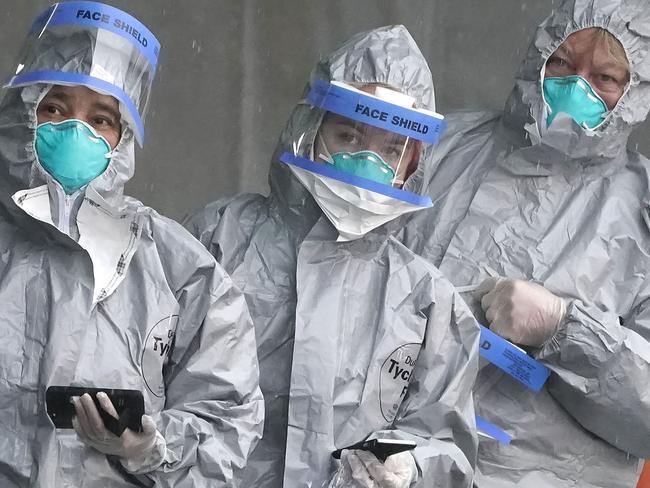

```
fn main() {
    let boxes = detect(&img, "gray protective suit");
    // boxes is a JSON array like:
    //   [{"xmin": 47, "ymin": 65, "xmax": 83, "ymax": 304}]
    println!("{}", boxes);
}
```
[
  {"xmin": 186, "ymin": 25, "xmax": 480, "ymax": 488},
  {"xmin": 0, "ymin": 9, "xmax": 263, "ymax": 488},
  {"xmin": 402, "ymin": 1, "xmax": 650, "ymax": 487}
]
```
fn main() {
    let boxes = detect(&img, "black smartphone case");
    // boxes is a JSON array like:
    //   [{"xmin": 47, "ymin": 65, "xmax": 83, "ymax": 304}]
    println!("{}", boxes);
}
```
[
  {"xmin": 46, "ymin": 386, "xmax": 144, "ymax": 436},
  {"xmin": 331, "ymin": 438, "xmax": 417, "ymax": 462}
]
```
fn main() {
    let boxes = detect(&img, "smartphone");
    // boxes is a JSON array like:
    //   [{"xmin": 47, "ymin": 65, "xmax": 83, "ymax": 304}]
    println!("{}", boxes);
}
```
[
  {"xmin": 332, "ymin": 438, "xmax": 417, "ymax": 462},
  {"xmin": 46, "ymin": 386, "xmax": 144, "ymax": 437}
]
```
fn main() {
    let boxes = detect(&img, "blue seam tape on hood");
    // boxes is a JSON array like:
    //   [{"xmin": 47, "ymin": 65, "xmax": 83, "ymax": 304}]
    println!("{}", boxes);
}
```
[
  {"xmin": 29, "ymin": 1, "xmax": 160, "ymax": 71},
  {"xmin": 279, "ymin": 151, "xmax": 433, "ymax": 207},
  {"xmin": 308, "ymin": 79, "xmax": 446, "ymax": 144},
  {"xmin": 6, "ymin": 70, "xmax": 145, "ymax": 145}
]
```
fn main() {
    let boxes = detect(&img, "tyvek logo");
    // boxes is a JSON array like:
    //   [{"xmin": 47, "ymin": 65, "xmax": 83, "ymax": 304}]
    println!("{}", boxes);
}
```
[
  {"xmin": 379, "ymin": 343, "xmax": 421, "ymax": 422},
  {"xmin": 141, "ymin": 315, "xmax": 178, "ymax": 398}
]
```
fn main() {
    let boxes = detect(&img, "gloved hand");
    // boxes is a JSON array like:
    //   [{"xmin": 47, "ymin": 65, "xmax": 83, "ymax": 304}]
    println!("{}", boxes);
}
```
[
  {"xmin": 72, "ymin": 392, "xmax": 166, "ymax": 473},
  {"xmin": 476, "ymin": 277, "xmax": 568, "ymax": 347},
  {"xmin": 329, "ymin": 449, "xmax": 417, "ymax": 488}
]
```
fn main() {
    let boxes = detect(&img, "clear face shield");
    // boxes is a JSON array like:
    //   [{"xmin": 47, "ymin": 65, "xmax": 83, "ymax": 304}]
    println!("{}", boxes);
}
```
[
  {"xmin": 279, "ymin": 80, "xmax": 447, "ymax": 241},
  {"xmin": 281, "ymin": 80, "xmax": 445, "ymax": 195},
  {"xmin": 4, "ymin": 1, "xmax": 160, "ymax": 146},
  {"xmin": 314, "ymin": 111, "xmax": 421, "ymax": 188}
]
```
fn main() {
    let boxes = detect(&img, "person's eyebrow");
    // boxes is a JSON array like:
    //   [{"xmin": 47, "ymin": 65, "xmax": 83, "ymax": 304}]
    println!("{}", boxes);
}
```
[
  {"xmin": 596, "ymin": 59, "xmax": 629, "ymax": 72},
  {"xmin": 553, "ymin": 44, "xmax": 571, "ymax": 58},
  {"xmin": 93, "ymin": 101, "xmax": 121, "ymax": 121},
  {"xmin": 44, "ymin": 90, "xmax": 70, "ymax": 103}
]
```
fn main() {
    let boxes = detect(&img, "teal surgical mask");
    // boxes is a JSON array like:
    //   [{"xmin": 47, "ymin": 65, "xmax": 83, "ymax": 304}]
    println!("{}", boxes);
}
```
[
  {"xmin": 316, "ymin": 133, "xmax": 397, "ymax": 186},
  {"xmin": 329, "ymin": 150, "xmax": 396, "ymax": 185},
  {"xmin": 35, "ymin": 119, "xmax": 113, "ymax": 194},
  {"xmin": 543, "ymin": 75, "xmax": 609, "ymax": 130}
]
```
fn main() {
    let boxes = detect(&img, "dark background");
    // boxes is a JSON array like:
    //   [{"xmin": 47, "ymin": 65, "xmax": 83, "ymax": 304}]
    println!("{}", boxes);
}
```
[{"xmin": 3, "ymin": 1, "xmax": 648, "ymax": 219}]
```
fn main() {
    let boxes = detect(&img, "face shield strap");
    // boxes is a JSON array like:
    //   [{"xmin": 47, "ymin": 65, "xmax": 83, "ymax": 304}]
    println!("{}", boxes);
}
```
[
  {"xmin": 307, "ymin": 79, "xmax": 446, "ymax": 144},
  {"xmin": 279, "ymin": 151, "xmax": 432, "ymax": 208},
  {"xmin": 28, "ymin": 1, "xmax": 160, "ymax": 71},
  {"xmin": 7, "ymin": 70, "xmax": 145, "ymax": 145}
]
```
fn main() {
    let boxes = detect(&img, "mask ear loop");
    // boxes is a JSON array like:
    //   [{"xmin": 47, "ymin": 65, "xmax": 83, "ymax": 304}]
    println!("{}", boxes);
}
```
[
  {"xmin": 315, "ymin": 132, "xmax": 335, "ymax": 164},
  {"xmin": 391, "ymin": 136, "xmax": 411, "ymax": 187},
  {"xmin": 539, "ymin": 62, "xmax": 554, "ymax": 133},
  {"xmin": 307, "ymin": 110, "xmax": 329, "ymax": 162}
]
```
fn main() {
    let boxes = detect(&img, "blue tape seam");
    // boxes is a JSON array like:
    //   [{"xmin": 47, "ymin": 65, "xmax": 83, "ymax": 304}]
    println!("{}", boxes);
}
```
[
  {"xmin": 476, "ymin": 415, "xmax": 512, "ymax": 445},
  {"xmin": 307, "ymin": 79, "xmax": 446, "ymax": 144},
  {"xmin": 7, "ymin": 70, "xmax": 145, "ymax": 144},
  {"xmin": 279, "ymin": 152, "xmax": 433, "ymax": 208},
  {"xmin": 478, "ymin": 325, "xmax": 550, "ymax": 392},
  {"xmin": 29, "ymin": 1, "xmax": 160, "ymax": 70}
]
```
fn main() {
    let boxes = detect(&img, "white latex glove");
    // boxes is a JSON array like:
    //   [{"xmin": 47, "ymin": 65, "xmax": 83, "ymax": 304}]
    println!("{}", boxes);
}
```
[
  {"xmin": 476, "ymin": 277, "xmax": 568, "ymax": 347},
  {"xmin": 330, "ymin": 449, "xmax": 417, "ymax": 488},
  {"xmin": 72, "ymin": 392, "xmax": 166, "ymax": 473}
]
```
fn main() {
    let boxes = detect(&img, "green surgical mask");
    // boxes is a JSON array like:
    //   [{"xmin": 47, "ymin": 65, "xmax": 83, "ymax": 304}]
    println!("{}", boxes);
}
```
[
  {"xmin": 330, "ymin": 150, "xmax": 396, "ymax": 185},
  {"xmin": 35, "ymin": 119, "xmax": 112, "ymax": 194},
  {"xmin": 543, "ymin": 75, "xmax": 609, "ymax": 130}
]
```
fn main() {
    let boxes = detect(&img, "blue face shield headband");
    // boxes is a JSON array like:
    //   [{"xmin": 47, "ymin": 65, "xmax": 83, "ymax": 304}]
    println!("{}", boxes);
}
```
[{"xmin": 543, "ymin": 75, "xmax": 609, "ymax": 130}]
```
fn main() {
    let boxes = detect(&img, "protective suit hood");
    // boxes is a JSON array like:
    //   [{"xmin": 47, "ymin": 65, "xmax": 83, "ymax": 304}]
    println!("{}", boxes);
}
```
[
  {"xmin": 0, "ymin": 85, "xmax": 136, "ymax": 209},
  {"xmin": 0, "ymin": 0, "xmax": 159, "ymax": 210},
  {"xmin": 268, "ymin": 25, "xmax": 437, "ymax": 229},
  {"xmin": 503, "ymin": 0, "xmax": 650, "ymax": 160}
]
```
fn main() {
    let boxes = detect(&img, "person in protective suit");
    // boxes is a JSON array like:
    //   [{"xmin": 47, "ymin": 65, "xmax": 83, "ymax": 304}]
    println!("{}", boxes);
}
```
[
  {"xmin": 402, "ymin": 1, "xmax": 650, "ymax": 486},
  {"xmin": 0, "ymin": 2, "xmax": 263, "ymax": 487},
  {"xmin": 186, "ymin": 25, "xmax": 480, "ymax": 488}
]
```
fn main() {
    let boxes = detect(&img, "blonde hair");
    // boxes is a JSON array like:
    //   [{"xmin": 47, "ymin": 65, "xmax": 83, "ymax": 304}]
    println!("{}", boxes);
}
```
[{"xmin": 595, "ymin": 28, "xmax": 629, "ymax": 70}]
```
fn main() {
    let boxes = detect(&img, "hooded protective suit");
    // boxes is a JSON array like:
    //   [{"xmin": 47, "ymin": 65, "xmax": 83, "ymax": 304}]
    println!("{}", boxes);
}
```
[
  {"xmin": 402, "ymin": 1, "xmax": 650, "ymax": 486},
  {"xmin": 186, "ymin": 25, "xmax": 480, "ymax": 488},
  {"xmin": 0, "ymin": 3, "xmax": 263, "ymax": 487}
]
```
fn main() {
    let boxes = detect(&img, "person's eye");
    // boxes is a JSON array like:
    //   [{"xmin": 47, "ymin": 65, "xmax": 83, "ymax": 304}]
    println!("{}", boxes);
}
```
[
  {"xmin": 336, "ymin": 128, "xmax": 361, "ymax": 145},
  {"xmin": 92, "ymin": 116, "xmax": 115, "ymax": 127},
  {"xmin": 547, "ymin": 56, "xmax": 572, "ymax": 74},
  {"xmin": 385, "ymin": 145, "xmax": 403, "ymax": 157},
  {"xmin": 548, "ymin": 56, "xmax": 567, "ymax": 67},
  {"xmin": 598, "ymin": 73, "xmax": 618, "ymax": 84},
  {"xmin": 41, "ymin": 104, "xmax": 63, "ymax": 116}
]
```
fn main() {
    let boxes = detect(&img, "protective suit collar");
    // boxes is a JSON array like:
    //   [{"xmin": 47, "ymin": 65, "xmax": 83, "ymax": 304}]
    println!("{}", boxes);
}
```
[
  {"xmin": 13, "ymin": 183, "xmax": 142, "ymax": 303},
  {"xmin": 502, "ymin": 0, "xmax": 650, "ymax": 160},
  {"xmin": 493, "ymin": 118, "xmax": 626, "ymax": 177}
]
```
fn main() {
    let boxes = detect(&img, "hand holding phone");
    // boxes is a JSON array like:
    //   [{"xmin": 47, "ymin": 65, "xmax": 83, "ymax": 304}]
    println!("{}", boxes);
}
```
[
  {"xmin": 46, "ymin": 386, "xmax": 144, "ymax": 436},
  {"xmin": 71, "ymin": 391, "xmax": 162, "ymax": 462}
]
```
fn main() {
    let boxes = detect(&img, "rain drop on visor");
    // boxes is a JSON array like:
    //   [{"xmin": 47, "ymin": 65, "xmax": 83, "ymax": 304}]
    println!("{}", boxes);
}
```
[
  {"xmin": 35, "ymin": 119, "xmax": 112, "ymax": 194},
  {"xmin": 543, "ymin": 75, "xmax": 608, "ymax": 130}
]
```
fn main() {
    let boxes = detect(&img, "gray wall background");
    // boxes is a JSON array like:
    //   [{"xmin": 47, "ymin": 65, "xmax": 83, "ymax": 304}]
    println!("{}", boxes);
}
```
[{"xmin": 2, "ymin": 0, "xmax": 649, "ymax": 220}]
